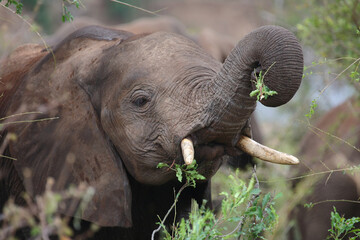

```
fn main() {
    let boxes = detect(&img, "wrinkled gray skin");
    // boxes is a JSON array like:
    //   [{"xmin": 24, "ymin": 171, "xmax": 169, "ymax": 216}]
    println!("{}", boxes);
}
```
[
  {"xmin": 0, "ymin": 25, "xmax": 303, "ymax": 239},
  {"xmin": 289, "ymin": 98, "xmax": 360, "ymax": 240}
]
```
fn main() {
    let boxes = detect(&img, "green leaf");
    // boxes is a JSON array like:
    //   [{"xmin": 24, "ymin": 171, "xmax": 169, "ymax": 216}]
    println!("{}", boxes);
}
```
[
  {"xmin": 176, "ymin": 167, "xmax": 183, "ymax": 182},
  {"xmin": 156, "ymin": 162, "xmax": 169, "ymax": 169},
  {"xmin": 304, "ymin": 202, "xmax": 314, "ymax": 208},
  {"xmin": 250, "ymin": 89, "xmax": 260, "ymax": 97},
  {"xmin": 250, "ymin": 188, "xmax": 261, "ymax": 196},
  {"xmin": 305, "ymin": 99, "xmax": 318, "ymax": 119},
  {"xmin": 30, "ymin": 226, "xmax": 41, "ymax": 237},
  {"xmin": 262, "ymin": 193, "xmax": 271, "ymax": 209}
]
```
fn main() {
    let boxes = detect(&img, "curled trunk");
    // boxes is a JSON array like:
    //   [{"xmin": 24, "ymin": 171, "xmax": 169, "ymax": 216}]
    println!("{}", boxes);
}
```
[{"xmin": 197, "ymin": 26, "xmax": 303, "ymax": 146}]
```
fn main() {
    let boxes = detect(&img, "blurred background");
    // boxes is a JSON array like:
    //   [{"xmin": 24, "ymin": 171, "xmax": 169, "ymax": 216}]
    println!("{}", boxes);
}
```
[{"xmin": 1, "ymin": 0, "xmax": 359, "ymax": 239}]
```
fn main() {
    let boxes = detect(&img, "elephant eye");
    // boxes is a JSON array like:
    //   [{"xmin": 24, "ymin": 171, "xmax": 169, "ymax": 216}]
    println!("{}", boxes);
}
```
[
  {"xmin": 130, "ymin": 87, "xmax": 153, "ymax": 110},
  {"xmin": 132, "ymin": 95, "xmax": 151, "ymax": 108}
]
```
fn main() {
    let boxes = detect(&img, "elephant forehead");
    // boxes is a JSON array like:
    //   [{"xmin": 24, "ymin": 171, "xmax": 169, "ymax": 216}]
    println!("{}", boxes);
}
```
[
  {"xmin": 125, "ymin": 32, "xmax": 218, "ymax": 68},
  {"xmin": 117, "ymin": 32, "xmax": 221, "ymax": 87}
]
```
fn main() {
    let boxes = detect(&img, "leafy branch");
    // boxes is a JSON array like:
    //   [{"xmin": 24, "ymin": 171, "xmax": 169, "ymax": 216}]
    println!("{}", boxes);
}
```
[
  {"xmin": 327, "ymin": 207, "xmax": 360, "ymax": 240},
  {"xmin": 250, "ymin": 62, "xmax": 278, "ymax": 101},
  {"xmin": 152, "ymin": 161, "xmax": 206, "ymax": 239},
  {"xmin": 303, "ymin": 57, "xmax": 360, "ymax": 119},
  {"xmin": 62, "ymin": 0, "xmax": 83, "ymax": 22},
  {"xmin": 157, "ymin": 160, "xmax": 206, "ymax": 188},
  {"xmin": 0, "ymin": 0, "xmax": 23, "ymax": 14},
  {"xmin": 154, "ymin": 166, "xmax": 279, "ymax": 240}
]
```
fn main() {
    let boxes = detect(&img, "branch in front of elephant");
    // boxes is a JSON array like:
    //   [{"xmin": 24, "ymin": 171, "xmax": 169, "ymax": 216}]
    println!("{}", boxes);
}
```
[
  {"xmin": 157, "ymin": 161, "xmax": 206, "ymax": 187},
  {"xmin": 0, "ymin": 109, "xmax": 60, "ymax": 160},
  {"xmin": 306, "ymin": 122, "xmax": 360, "ymax": 153},
  {"xmin": 110, "ymin": 0, "xmax": 164, "ymax": 16},
  {"xmin": 0, "ymin": 117, "xmax": 59, "ymax": 127},
  {"xmin": 259, "ymin": 165, "xmax": 360, "ymax": 183},
  {"xmin": 0, "ymin": 133, "xmax": 17, "ymax": 161},
  {"xmin": 0, "ymin": 178, "xmax": 97, "ymax": 239},
  {"xmin": 0, "ymin": 2, "xmax": 55, "ymax": 67},
  {"xmin": 327, "ymin": 206, "xmax": 360, "ymax": 239},
  {"xmin": 151, "ymin": 183, "xmax": 189, "ymax": 240},
  {"xmin": 219, "ymin": 166, "xmax": 261, "ymax": 240},
  {"xmin": 304, "ymin": 199, "xmax": 360, "ymax": 209},
  {"xmin": 153, "ymin": 162, "xmax": 206, "ymax": 238}
]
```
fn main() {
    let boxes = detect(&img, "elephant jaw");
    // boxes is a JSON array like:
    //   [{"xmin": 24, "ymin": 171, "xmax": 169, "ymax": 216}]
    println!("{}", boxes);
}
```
[{"xmin": 181, "ymin": 136, "xmax": 299, "ymax": 166}]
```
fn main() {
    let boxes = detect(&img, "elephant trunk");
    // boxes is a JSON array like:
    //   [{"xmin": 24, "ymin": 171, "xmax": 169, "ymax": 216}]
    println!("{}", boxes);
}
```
[{"xmin": 195, "ymin": 25, "xmax": 303, "ymax": 146}]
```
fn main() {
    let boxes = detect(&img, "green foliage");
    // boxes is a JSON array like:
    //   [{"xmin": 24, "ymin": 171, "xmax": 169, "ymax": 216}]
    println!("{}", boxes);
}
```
[
  {"xmin": 0, "ymin": 178, "xmax": 98, "ymax": 239},
  {"xmin": 327, "ymin": 207, "xmax": 360, "ymax": 240},
  {"xmin": 304, "ymin": 202, "xmax": 314, "ymax": 209},
  {"xmin": 62, "ymin": 0, "xmax": 82, "ymax": 22},
  {"xmin": 0, "ymin": 0, "xmax": 23, "ymax": 14},
  {"xmin": 350, "ymin": 70, "xmax": 360, "ymax": 83},
  {"xmin": 297, "ymin": 0, "xmax": 360, "ymax": 91},
  {"xmin": 305, "ymin": 98, "xmax": 318, "ymax": 119},
  {"xmin": 297, "ymin": 0, "xmax": 360, "ymax": 59},
  {"xmin": 158, "ymin": 170, "xmax": 279, "ymax": 240},
  {"xmin": 157, "ymin": 161, "xmax": 206, "ymax": 188},
  {"xmin": 250, "ymin": 63, "xmax": 278, "ymax": 101}
]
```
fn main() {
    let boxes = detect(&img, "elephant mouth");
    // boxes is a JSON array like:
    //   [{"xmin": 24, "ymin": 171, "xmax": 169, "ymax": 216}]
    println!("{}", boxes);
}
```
[
  {"xmin": 194, "ymin": 143, "xmax": 226, "ymax": 164},
  {"xmin": 180, "ymin": 135, "xmax": 299, "ymax": 167}
]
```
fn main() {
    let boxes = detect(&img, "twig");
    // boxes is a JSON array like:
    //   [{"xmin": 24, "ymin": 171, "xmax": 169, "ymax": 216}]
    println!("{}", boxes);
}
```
[
  {"xmin": 319, "ymin": 58, "xmax": 360, "ymax": 95},
  {"xmin": 0, "ymin": 3, "xmax": 54, "ymax": 61},
  {"xmin": 306, "ymin": 123, "xmax": 360, "ymax": 153},
  {"xmin": 36, "ymin": 197, "xmax": 50, "ymax": 240},
  {"xmin": 110, "ymin": 0, "xmax": 160, "ymax": 16},
  {"xmin": 308, "ymin": 199, "xmax": 360, "ymax": 208},
  {"xmin": 238, "ymin": 167, "xmax": 260, "ymax": 240},
  {"xmin": 151, "ymin": 183, "xmax": 189, "ymax": 240},
  {"xmin": 260, "ymin": 166, "xmax": 360, "ymax": 183}
]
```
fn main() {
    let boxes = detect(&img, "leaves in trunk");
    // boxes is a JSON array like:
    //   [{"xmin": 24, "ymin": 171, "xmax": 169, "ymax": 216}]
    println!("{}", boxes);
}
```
[{"xmin": 250, "ymin": 63, "xmax": 278, "ymax": 101}]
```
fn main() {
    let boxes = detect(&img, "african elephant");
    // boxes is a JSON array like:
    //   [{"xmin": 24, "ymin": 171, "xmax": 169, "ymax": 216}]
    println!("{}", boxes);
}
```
[
  {"xmin": 0, "ymin": 25, "xmax": 303, "ymax": 239},
  {"xmin": 289, "ymin": 97, "xmax": 360, "ymax": 240}
]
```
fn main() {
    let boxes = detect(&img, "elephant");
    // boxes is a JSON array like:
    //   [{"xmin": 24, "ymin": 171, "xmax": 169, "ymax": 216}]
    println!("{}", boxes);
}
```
[
  {"xmin": 289, "ymin": 97, "xmax": 360, "ymax": 240},
  {"xmin": 0, "ymin": 24, "xmax": 303, "ymax": 239},
  {"xmin": 48, "ymin": 16, "xmax": 260, "ymax": 170}
]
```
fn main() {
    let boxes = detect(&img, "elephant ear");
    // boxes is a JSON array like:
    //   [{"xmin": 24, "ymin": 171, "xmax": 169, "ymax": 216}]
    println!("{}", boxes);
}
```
[{"xmin": 4, "ymin": 26, "xmax": 134, "ymax": 227}]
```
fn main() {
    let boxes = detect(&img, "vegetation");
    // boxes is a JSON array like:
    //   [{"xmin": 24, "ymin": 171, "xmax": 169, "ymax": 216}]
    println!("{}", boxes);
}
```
[
  {"xmin": 297, "ymin": 0, "xmax": 360, "ymax": 117},
  {"xmin": 0, "ymin": 179, "xmax": 98, "ymax": 240},
  {"xmin": 1, "ymin": 0, "xmax": 360, "ymax": 239},
  {"xmin": 156, "ymin": 163, "xmax": 279, "ymax": 240},
  {"xmin": 0, "ymin": 0, "xmax": 22, "ymax": 14},
  {"xmin": 328, "ymin": 207, "xmax": 360, "ymax": 240}
]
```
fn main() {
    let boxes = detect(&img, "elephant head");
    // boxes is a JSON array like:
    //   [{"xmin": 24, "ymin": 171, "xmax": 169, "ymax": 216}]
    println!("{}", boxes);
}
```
[{"xmin": 0, "ymin": 25, "xmax": 303, "ymax": 230}]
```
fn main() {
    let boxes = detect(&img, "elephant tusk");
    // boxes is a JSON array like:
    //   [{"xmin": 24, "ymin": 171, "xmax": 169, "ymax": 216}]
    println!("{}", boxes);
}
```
[
  {"xmin": 181, "ymin": 138, "xmax": 194, "ymax": 165},
  {"xmin": 236, "ymin": 136, "xmax": 299, "ymax": 165}
]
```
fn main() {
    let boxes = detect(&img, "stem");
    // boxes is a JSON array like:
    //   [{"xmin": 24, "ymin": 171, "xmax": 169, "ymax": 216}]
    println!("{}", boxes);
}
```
[
  {"xmin": 319, "ymin": 58, "xmax": 360, "ymax": 95},
  {"xmin": 110, "ymin": 0, "xmax": 160, "ymax": 16},
  {"xmin": 260, "ymin": 166, "xmax": 360, "ymax": 183},
  {"xmin": 151, "ymin": 183, "xmax": 190, "ymax": 240},
  {"xmin": 0, "ymin": 3, "xmax": 55, "ymax": 63}
]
